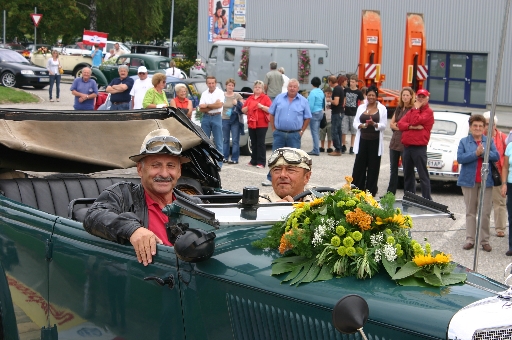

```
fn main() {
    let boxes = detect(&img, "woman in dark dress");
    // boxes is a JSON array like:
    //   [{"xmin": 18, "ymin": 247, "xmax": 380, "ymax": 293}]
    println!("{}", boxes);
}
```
[{"xmin": 351, "ymin": 86, "xmax": 388, "ymax": 196}]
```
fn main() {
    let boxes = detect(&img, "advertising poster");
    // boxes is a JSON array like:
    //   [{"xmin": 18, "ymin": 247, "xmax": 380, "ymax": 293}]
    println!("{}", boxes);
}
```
[{"xmin": 208, "ymin": 0, "xmax": 246, "ymax": 42}]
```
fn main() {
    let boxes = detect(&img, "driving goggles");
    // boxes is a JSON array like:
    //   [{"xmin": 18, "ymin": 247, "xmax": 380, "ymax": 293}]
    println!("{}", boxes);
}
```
[
  {"xmin": 267, "ymin": 149, "xmax": 312, "ymax": 168},
  {"xmin": 144, "ymin": 136, "xmax": 183, "ymax": 155}
]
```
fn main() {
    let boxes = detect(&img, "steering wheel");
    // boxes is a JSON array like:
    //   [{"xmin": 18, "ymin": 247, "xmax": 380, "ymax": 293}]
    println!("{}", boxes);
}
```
[{"xmin": 293, "ymin": 187, "xmax": 336, "ymax": 202}]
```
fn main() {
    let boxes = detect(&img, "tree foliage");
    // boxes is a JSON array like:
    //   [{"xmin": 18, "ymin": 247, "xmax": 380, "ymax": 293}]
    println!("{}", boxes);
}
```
[{"xmin": 2, "ymin": 0, "xmax": 199, "ymax": 59}]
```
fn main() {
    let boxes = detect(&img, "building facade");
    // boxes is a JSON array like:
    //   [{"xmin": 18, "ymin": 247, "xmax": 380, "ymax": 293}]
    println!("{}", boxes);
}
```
[{"xmin": 198, "ymin": 0, "xmax": 512, "ymax": 109}]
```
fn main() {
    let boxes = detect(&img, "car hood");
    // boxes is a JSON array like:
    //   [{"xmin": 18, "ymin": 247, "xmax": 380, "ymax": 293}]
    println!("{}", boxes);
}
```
[
  {"xmin": 3, "ymin": 61, "xmax": 47, "ymax": 71},
  {"xmin": 194, "ymin": 225, "xmax": 505, "ymax": 339},
  {"xmin": 0, "ymin": 109, "xmax": 222, "ymax": 182}
]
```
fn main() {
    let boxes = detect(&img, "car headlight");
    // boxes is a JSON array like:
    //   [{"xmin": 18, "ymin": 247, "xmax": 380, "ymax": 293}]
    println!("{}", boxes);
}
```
[{"xmin": 20, "ymin": 70, "xmax": 34, "ymax": 75}]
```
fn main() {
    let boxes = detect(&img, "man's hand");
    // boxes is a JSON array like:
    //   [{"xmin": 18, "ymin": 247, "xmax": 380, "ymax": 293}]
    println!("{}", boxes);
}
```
[
  {"xmin": 199, "ymin": 103, "xmax": 207, "ymax": 109},
  {"xmin": 277, "ymin": 195, "xmax": 294, "ymax": 202},
  {"xmin": 130, "ymin": 228, "xmax": 163, "ymax": 266},
  {"xmin": 410, "ymin": 125, "xmax": 424, "ymax": 130}
]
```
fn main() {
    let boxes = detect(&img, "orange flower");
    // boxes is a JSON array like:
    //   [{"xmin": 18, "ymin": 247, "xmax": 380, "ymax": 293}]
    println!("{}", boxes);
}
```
[
  {"xmin": 345, "ymin": 208, "xmax": 373, "ymax": 231},
  {"xmin": 278, "ymin": 228, "xmax": 303, "ymax": 254}
]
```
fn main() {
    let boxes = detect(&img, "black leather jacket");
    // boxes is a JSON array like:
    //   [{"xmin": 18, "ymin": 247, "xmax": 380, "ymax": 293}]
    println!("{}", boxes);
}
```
[{"xmin": 84, "ymin": 181, "xmax": 200, "ymax": 245}]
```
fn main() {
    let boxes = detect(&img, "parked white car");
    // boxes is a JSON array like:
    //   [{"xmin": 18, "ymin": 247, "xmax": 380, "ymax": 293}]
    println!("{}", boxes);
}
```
[{"xmin": 398, "ymin": 111, "xmax": 471, "ymax": 184}]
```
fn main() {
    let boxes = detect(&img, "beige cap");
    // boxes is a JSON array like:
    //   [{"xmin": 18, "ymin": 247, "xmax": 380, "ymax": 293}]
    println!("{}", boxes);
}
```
[
  {"xmin": 268, "ymin": 147, "xmax": 312, "ymax": 171},
  {"xmin": 129, "ymin": 129, "xmax": 189, "ymax": 163}
]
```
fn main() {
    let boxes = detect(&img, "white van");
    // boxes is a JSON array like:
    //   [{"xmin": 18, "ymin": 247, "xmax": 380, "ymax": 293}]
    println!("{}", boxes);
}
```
[{"xmin": 206, "ymin": 40, "xmax": 329, "ymax": 92}]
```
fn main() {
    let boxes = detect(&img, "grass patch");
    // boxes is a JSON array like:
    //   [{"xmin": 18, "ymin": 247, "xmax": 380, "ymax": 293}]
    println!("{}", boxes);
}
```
[{"xmin": 0, "ymin": 86, "xmax": 40, "ymax": 104}]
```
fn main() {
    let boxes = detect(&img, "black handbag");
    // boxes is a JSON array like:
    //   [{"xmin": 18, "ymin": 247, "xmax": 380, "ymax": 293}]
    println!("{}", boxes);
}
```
[
  {"xmin": 320, "ymin": 113, "xmax": 327, "ymax": 129},
  {"xmin": 490, "ymin": 162, "xmax": 502, "ymax": 186}
]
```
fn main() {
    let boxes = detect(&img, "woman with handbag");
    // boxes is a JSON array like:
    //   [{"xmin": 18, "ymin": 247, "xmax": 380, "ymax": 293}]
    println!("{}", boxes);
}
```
[
  {"xmin": 483, "ymin": 111, "xmax": 508, "ymax": 238},
  {"xmin": 221, "ymin": 78, "xmax": 244, "ymax": 164},
  {"xmin": 242, "ymin": 80, "xmax": 271, "ymax": 168},
  {"xmin": 457, "ymin": 114, "xmax": 499, "ymax": 252},
  {"xmin": 386, "ymin": 87, "xmax": 414, "ymax": 194},
  {"xmin": 500, "ymin": 133, "xmax": 512, "ymax": 256},
  {"xmin": 46, "ymin": 50, "xmax": 62, "ymax": 102}
]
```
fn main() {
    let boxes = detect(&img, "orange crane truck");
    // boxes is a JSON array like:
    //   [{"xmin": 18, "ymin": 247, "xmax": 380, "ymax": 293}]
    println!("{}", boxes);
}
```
[{"xmin": 357, "ymin": 10, "xmax": 427, "ymax": 117}]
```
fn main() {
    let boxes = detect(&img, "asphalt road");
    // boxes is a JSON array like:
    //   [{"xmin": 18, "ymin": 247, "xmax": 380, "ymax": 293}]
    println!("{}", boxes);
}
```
[{"xmin": 2, "ymin": 84, "xmax": 511, "ymax": 284}]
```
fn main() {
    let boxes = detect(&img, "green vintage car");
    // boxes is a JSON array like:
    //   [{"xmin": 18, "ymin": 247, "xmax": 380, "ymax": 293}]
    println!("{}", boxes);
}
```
[
  {"xmin": 0, "ymin": 107, "xmax": 510, "ymax": 340},
  {"xmin": 91, "ymin": 53, "xmax": 174, "ymax": 88}
]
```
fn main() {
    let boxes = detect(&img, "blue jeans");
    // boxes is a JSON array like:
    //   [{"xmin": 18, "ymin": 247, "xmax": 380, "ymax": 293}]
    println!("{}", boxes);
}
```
[
  {"xmin": 267, "ymin": 129, "xmax": 301, "ymax": 180},
  {"xmin": 222, "ymin": 118, "xmax": 240, "ymax": 162},
  {"xmin": 49, "ymin": 74, "xmax": 61, "ymax": 99},
  {"xmin": 331, "ymin": 113, "xmax": 343, "ymax": 151},
  {"xmin": 309, "ymin": 110, "xmax": 323, "ymax": 154},
  {"xmin": 110, "ymin": 102, "xmax": 130, "ymax": 111},
  {"xmin": 201, "ymin": 114, "xmax": 223, "ymax": 167}
]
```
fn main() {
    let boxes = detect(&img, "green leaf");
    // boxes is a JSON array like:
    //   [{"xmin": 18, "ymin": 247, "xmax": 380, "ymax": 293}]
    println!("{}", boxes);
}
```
[
  {"xmin": 271, "ymin": 262, "xmax": 297, "ymax": 276},
  {"xmin": 433, "ymin": 265, "xmax": 442, "ymax": 281},
  {"xmin": 318, "ymin": 204, "xmax": 328, "ymax": 216},
  {"xmin": 282, "ymin": 265, "xmax": 303, "ymax": 282},
  {"xmin": 300, "ymin": 263, "xmax": 322, "ymax": 283},
  {"xmin": 272, "ymin": 256, "xmax": 307, "ymax": 264},
  {"xmin": 441, "ymin": 262, "xmax": 456, "ymax": 274},
  {"xmin": 439, "ymin": 273, "xmax": 467, "ymax": 286},
  {"xmin": 382, "ymin": 257, "xmax": 399, "ymax": 277},
  {"xmin": 314, "ymin": 265, "xmax": 334, "ymax": 282},
  {"xmin": 289, "ymin": 259, "xmax": 315, "ymax": 285},
  {"xmin": 424, "ymin": 273, "xmax": 443, "ymax": 286},
  {"xmin": 392, "ymin": 261, "xmax": 422, "ymax": 280},
  {"xmin": 397, "ymin": 276, "xmax": 432, "ymax": 287}
]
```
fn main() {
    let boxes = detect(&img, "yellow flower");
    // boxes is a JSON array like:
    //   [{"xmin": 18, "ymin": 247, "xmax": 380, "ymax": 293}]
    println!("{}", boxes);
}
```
[
  {"xmin": 310, "ymin": 197, "xmax": 324, "ymax": 207},
  {"xmin": 375, "ymin": 216, "xmax": 385, "ymax": 225},
  {"xmin": 412, "ymin": 253, "xmax": 451, "ymax": 267}
]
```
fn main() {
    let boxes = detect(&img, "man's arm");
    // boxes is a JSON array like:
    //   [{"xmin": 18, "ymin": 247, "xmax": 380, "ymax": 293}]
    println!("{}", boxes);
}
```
[
  {"xmin": 84, "ymin": 187, "xmax": 162, "ymax": 266},
  {"xmin": 330, "ymin": 87, "xmax": 341, "ymax": 106}
]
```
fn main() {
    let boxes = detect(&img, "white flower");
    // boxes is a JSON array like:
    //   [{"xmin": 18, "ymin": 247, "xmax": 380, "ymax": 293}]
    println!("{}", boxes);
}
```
[
  {"xmin": 370, "ymin": 232, "xmax": 384, "ymax": 247},
  {"xmin": 383, "ymin": 243, "xmax": 397, "ymax": 262},
  {"xmin": 374, "ymin": 248, "xmax": 382, "ymax": 263},
  {"xmin": 312, "ymin": 218, "xmax": 336, "ymax": 247}
]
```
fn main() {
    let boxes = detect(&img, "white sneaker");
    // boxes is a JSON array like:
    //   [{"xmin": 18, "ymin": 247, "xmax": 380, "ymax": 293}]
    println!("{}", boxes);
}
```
[{"xmin": 261, "ymin": 180, "xmax": 272, "ymax": 186}]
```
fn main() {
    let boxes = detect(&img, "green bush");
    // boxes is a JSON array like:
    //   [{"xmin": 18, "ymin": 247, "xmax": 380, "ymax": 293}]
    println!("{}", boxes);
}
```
[{"xmin": 174, "ymin": 59, "xmax": 195, "ymax": 77}]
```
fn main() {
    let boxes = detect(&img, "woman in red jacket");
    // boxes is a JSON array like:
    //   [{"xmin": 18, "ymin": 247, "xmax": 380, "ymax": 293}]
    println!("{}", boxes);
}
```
[
  {"xmin": 398, "ymin": 88, "xmax": 434, "ymax": 200},
  {"xmin": 242, "ymin": 80, "xmax": 272, "ymax": 168}
]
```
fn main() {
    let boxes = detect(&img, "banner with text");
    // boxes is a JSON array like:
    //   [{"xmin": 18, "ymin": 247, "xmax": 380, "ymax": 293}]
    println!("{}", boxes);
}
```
[{"xmin": 208, "ymin": 0, "xmax": 246, "ymax": 42}]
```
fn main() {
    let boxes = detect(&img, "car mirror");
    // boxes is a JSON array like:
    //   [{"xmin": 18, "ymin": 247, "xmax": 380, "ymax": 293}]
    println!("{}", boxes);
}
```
[
  {"xmin": 174, "ymin": 226, "xmax": 216, "ymax": 263},
  {"xmin": 332, "ymin": 294, "xmax": 369, "ymax": 338}
]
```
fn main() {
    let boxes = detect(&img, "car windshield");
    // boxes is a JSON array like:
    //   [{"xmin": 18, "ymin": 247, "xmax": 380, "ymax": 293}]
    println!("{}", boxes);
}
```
[
  {"xmin": 158, "ymin": 61, "xmax": 170, "ymax": 69},
  {"xmin": 9, "ymin": 44, "xmax": 25, "ymax": 51},
  {"xmin": 0, "ymin": 50, "xmax": 29, "ymax": 63},
  {"xmin": 432, "ymin": 120, "xmax": 457, "ymax": 135}
]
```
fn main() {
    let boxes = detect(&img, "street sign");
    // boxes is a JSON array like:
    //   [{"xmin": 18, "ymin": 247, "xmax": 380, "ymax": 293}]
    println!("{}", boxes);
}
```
[{"xmin": 30, "ymin": 14, "xmax": 42, "ymax": 27}]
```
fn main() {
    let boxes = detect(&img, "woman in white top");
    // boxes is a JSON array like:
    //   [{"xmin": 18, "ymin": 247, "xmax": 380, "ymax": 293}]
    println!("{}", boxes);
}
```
[
  {"xmin": 46, "ymin": 50, "xmax": 61, "ymax": 102},
  {"xmin": 165, "ymin": 61, "xmax": 184, "ymax": 79}
]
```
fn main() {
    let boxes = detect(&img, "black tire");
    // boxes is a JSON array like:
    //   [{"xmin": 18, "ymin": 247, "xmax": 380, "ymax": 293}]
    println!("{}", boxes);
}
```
[
  {"xmin": 1, "ymin": 71, "xmax": 16, "ymax": 88},
  {"xmin": 240, "ymin": 137, "xmax": 252, "ymax": 156},
  {"xmin": 33, "ymin": 85, "xmax": 46, "ymax": 89}
]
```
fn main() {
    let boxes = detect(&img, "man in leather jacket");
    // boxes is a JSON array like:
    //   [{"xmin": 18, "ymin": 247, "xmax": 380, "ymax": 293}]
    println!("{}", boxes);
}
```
[{"xmin": 84, "ymin": 129, "xmax": 199, "ymax": 266}]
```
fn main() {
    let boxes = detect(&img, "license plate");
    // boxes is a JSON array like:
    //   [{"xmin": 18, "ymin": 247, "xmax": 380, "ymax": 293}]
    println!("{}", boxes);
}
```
[
  {"xmin": 427, "ymin": 159, "xmax": 444, "ymax": 169},
  {"xmin": 39, "ymin": 77, "xmax": 49, "ymax": 82}
]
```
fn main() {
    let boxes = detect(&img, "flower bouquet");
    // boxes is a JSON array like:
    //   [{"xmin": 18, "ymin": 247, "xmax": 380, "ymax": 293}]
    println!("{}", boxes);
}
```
[
  {"xmin": 193, "ymin": 58, "xmax": 206, "ymax": 71},
  {"xmin": 34, "ymin": 46, "xmax": 49, "ymax": 56},
  {"xmin": 253, "ymin": 177, "xmax": 466, "ymax": 287},
  {"xmin": 238, "ymin": 48, "xmax": 249, "ymax": 81},
  {"xmin": 297, "ymin": 50, "xmax": 311, "ymax": 84}
]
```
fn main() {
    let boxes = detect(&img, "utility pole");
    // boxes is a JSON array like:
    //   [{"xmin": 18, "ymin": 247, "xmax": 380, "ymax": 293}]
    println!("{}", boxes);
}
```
[
  {"xmin": 34, "ymin": 7, "xmax": 37, "ymax": 44},
  {"xmin": 3, "ymin": 10, "xmax": 6, "ymax": 44},
  {"xmin": 169, "ymin": 0, "xmax": 175, "ymax": 57}
]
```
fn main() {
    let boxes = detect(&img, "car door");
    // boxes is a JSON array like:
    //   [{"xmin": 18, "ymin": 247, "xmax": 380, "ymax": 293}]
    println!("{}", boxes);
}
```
[
  {"xmin": 47, "ymin": 217, "xmax": 186, "ymax": 340},
  {"xmin": 0, "ymin": 198, "xmax": 55, "ymax": 337}
]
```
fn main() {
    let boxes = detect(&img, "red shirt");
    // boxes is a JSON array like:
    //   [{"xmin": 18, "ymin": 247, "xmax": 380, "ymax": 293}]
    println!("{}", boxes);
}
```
[
  {"xmin": 242, "ymin": 94, "xmax": 272, "ymax": 129},
  {"xmin": 475, "ymin": 141, "xmax": 483, "ymax": 183},
  {"xmin": 398, "ymin": 103, "xmax": 434, "ymax": 147},
  {"xmin": 145, "ymin": 192, "xmax": 172, "ymax": 246},
  {"xmin": 174, "ymin": 97, "xmax": 189, "ymax": 109}
]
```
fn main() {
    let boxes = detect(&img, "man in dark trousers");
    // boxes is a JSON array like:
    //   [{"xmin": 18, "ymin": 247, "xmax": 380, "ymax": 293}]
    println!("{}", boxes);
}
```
[{"xmin": 398, "ymin": 89, "xmax": 434, "ymax": 200}]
